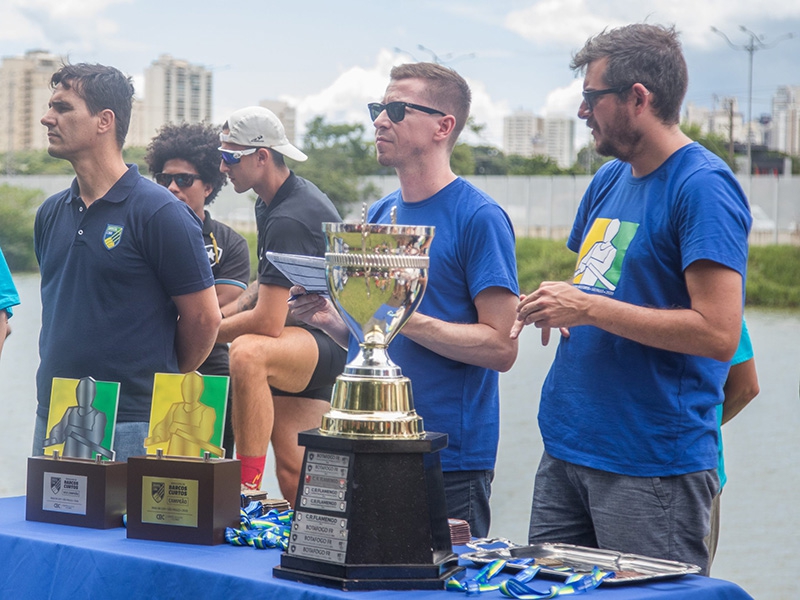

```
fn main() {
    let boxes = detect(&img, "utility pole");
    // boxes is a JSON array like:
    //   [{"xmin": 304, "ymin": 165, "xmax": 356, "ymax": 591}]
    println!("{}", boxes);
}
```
[
  {"xmin": 725, "ymin": 98, "xmax": 735, "ymax": 165},
  {"xmin": 710, "ymin": 26, "xmax": 794, "ymax": 175}
]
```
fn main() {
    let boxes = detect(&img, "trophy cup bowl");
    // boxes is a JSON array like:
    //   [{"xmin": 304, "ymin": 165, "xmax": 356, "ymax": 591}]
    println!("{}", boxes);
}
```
[{"xmin": 320, "ymin": 221, "xmax": 434, "ymax": 438}]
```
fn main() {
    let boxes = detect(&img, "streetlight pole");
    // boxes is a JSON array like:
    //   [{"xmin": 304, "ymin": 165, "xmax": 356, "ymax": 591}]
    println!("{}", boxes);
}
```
[{"xmin": 710, "ymin": 26, "xmax": 793, "ymax": 174}]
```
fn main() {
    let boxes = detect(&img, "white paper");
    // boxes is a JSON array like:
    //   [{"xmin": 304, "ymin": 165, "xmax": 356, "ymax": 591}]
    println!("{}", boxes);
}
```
[{"xmin": 265, "ymin": 252, "xmax": 328, "ymax": 295}]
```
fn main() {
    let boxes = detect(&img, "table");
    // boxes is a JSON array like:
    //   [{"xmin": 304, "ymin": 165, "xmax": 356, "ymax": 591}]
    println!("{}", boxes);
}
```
[{"xmin": 0, "ymin": 496, "xmax": 752, "ymax": 599}]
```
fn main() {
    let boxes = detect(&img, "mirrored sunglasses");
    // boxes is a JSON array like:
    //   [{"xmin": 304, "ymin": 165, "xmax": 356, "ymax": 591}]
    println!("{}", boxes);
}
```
[
  {"xmin": 218, "ymin": 147, "xmax": 258, "ymax": 165},
  {"xmin": 154, "ymin": 173, "xmax": 200, "ymax": 188},
  {"xmin": 367, "ymin": 101, "xmax": 446, "ymax": 123}
]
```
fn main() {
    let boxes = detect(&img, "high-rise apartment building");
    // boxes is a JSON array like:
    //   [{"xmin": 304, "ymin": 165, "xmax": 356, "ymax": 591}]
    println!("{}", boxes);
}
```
[
  {"xmin": 771, "ymin": 86, "xmax": 800, "ymax": 156},
  {"xmin": 0, "ymin": 50, "xmax": 65, "ymax": 154},
  {"xmin": 503, "ymin": 111, "xmax": 575, "ymax": 168},
  {"xmin": 260, "ymin": 100, "xmax": 298, "ymax": 146},
  {"xmin": 130, "ymin": 54, "xmax": 213, "ymax": 146}
]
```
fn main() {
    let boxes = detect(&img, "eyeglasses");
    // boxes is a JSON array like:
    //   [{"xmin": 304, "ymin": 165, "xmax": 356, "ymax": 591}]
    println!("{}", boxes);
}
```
[
  {"xmin": 581, "ymin": 84, "xmax": 633, "ymax": 111},
  {"xmin": 218, "ymin": 147, "xmax": 258, "ymax": 165},
  {"xmin": 368, "ymin": 101, "xmax": 446, "ymax": 123},
  {"xmin": 154, "ymin": 173, "xmax": 201, "ymax": 188}
]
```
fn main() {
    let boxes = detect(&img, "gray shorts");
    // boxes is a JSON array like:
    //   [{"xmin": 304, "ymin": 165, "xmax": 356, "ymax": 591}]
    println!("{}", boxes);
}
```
[{"xmin": 528, "ymin": 451, "xmax": 718, "ymax": 575}]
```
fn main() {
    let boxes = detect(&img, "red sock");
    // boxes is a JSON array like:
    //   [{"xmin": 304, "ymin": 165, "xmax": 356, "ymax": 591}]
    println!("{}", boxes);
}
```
[{"xmin": 237, "ymin": 453, "xmax": 266, "ymax": 489}]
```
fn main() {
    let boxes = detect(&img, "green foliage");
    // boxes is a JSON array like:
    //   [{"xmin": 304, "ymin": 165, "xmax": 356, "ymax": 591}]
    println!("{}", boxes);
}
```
[
  {"xmin": 515, "ymin": 238, "xmax": 575, "ymax": 294},
  {"xmin": 1, "ymin": 150, "xmax": 73, "ymax": 175},
  {"xmin": 746, "ymin": 245, "xmax": 800, "ymax": 308},
  {"xmin": 123, "ymin": 146, "xmax": 149, "ymax": 172},
  {"xmin": 0, "ymin": 184, "xmax": 42, "ymax": 271},
  {"xmin": 514, "ymin": 239, "xmax": 800, "ymax": 310},
  {"xmin": 450, "ymin": 143, "xmax": 475, "ymax": 175},
  {"xmin": 507, "ymin": 154, "xmax": 564, "ymax": 175},
  {"xmin": 294, "ymin": 117, "xmax": 383, "ymax": 215},
  {"xmin": 680, "ymin": 123, "xmax": 735, "ymax": 171}
]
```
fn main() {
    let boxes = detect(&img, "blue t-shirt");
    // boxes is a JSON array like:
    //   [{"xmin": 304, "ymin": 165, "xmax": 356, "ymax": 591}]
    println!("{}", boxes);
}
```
[
  {"xmin": 0, "ymin": 248, "xmax": 20, "ymax": 317},
  {"xmin": 347, "ymin": 177, "xmax": 519, "ymax": 471},
  {"xmin": 718, "ymin": 319, "xmax": 754, "ymax": 489},
  {"xmin": 34, "ymin": 165, "xmax": 214, "ymax": 422},
  {"xmin": 540, "ymin": 143, "xmax": 751, "ymax": 477}
]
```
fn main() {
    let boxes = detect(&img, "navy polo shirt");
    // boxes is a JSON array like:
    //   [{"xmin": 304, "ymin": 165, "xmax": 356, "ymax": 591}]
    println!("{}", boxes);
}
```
[{"xmin": 34, "ymin": 165, "xmax": 214, "ymax": 423}]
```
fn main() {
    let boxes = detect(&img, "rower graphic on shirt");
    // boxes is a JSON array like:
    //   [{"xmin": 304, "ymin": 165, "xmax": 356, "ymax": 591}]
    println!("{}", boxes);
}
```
[{"xmin": 574, "ymin": 218, "xmax": 638, "ymax": 293}]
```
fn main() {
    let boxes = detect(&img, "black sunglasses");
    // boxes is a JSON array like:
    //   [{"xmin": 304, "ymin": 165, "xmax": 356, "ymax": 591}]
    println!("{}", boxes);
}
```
[
  {"xmin": 155, "ymin": 173, "xmax": 201, "ymax": 188},
  {"xmin": 368, "ymin": 101, "xmax": 446, "ymax": 123},
  {"xmin": 582, "ymin": 84, "xmax": 633, "ymax": 111}
]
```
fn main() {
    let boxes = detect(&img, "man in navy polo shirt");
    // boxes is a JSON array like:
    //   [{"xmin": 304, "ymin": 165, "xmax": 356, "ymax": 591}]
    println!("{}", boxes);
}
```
[{"xmin": 33, "ymin": 63, "xmax": 221, "ymax": 461}]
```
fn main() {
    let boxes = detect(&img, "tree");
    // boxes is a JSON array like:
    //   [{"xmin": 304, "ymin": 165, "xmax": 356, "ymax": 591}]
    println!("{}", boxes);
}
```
[
  {"xmin": 293, "ymin": 117, "xmax": 383, "ymax": 215},
  {"xmin": 0, "ymin": 184, "xmax": 42, "ymax": 271},
  {"xmin": 680, "ymin": 123, "xmax": 735, "ymax": 170}
]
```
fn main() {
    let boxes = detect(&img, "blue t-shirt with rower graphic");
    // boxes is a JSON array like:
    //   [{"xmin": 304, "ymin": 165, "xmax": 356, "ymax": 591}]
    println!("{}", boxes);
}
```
[{"xmin": 540, "ymin": 143, "xmax": 751, "ymax": 477}]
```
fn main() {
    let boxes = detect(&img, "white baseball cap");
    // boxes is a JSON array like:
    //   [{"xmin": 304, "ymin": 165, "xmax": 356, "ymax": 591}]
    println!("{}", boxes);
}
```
[{"xmin": 220, "ymin": 106, "xmax": 307, "ymax": 162}]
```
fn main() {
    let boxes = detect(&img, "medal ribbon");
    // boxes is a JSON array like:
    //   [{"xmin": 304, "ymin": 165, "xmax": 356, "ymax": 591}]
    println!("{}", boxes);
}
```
[
  {"xmin": 225, "ymin": 500, "xmax": 293, "ymax": 550},
  {"xmin": 446, "ymin": 559, "xmax": 614, "ymax": 597}
]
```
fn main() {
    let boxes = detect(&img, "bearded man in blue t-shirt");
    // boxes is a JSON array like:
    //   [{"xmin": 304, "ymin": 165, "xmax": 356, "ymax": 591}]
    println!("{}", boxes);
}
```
[{"xmin": 512, "ymin": 24, "xmax": 752, "ymax": 574}]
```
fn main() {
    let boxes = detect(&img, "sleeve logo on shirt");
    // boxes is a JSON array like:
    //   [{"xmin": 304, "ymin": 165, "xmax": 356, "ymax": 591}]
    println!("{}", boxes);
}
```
[
  {"xmin": 574, "ymin": 218, "xmax": 638, "ymax": 293},
  {"xmin": 102, "ymin": 224, "xmax": 124, "ymax": 250}
]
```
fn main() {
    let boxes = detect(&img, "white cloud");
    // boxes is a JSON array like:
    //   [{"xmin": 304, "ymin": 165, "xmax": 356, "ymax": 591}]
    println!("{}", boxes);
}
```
[
  {"xmin": 1, "ymin": 0, "xmax": 131, "ymax": 50},
  {"xmin": 504, "ymin": 0, "xmax": 800, "ymax": 49},
  {"xmin": 281, "ymin": 49, "xmax": 510, "ymax": 148}
]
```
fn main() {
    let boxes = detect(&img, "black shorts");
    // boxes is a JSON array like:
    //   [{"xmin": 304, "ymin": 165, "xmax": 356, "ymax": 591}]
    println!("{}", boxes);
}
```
[{"xmin": 270, "ymin": 328, "xmax": 347, "ymax": 401}]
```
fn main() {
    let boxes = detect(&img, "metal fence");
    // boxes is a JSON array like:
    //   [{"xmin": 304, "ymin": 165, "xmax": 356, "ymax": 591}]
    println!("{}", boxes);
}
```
[
  {"xmin": 3, "ymin": 173, "xmax": 799, "ymax": 245},
  {"xmin": 361, "ymin": 174, "xmax": 800, "ymax": 245}
]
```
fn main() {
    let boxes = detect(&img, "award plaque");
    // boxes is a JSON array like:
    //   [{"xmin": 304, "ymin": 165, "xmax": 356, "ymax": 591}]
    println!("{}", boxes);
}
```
[
  {"xmin": 26, "ymin": 452, "xmax": 127, "ymax": 529},
  {"xmin": 126, "ymin": 451, "xmax": 240, "ymax": 545},
  {"xmin": 274, "ymin": 218, "xmax": 464, "ymax": 590},
  {"xmin": 125, "ymin": 372, "xmax": 240, "ymax": 545},
  {"xmin": 26, "ymin": 376, "xmax": 126, "ymax": 529}
]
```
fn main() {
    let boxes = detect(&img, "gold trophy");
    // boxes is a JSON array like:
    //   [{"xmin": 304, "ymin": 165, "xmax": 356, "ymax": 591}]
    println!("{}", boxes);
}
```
[
  {"xmin": 320, "ymin": 217, "xmax": 434, "ymax": 438},
  {"xmin": 275, "ymin": 210, "xmax": 463, "ymax": 590}
]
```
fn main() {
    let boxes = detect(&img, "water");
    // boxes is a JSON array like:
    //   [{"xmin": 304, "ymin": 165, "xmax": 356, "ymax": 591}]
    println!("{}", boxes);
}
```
[{"xmin": 2, "ymin": 273, "xmax": 798, "ymax": 598}]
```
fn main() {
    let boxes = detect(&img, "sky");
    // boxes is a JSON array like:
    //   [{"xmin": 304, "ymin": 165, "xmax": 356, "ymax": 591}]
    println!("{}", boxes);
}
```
[{"xmin": 1, "ymin": 0, "xmax": 799, "ymax": 150}]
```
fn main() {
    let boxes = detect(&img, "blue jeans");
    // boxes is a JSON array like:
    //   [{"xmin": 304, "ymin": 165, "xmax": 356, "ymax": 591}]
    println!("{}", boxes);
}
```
[
  {"xmin": 529, "ymin": 452, "xmax": 717, "ymax": 575},
  {"xmin": 442, "ymin": 469, "xmax": 494, "ymax": 539},
  {"xmin": 33, "ymin": 413, "xmax": 149, "ymax": 462}
]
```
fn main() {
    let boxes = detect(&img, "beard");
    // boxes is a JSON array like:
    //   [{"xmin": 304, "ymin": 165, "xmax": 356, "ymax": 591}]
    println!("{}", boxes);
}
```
[{"xmin": 591, "ymin": 110, "xmax": 642, "ymax": 163}]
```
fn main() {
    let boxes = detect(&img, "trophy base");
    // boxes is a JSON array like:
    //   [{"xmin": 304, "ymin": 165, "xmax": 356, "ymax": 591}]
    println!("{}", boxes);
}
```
[
  {"xmin": 126, "ymin": 454, "xmax": 240, "ymax": 545},
  {"xmin": 274, "ymin": 430, "xmax": 463, "ymax": 590},
  {"xmin": 26, "ymin": 456, "xmax": 127, "ymax": 529},
  {"xmin": 320, "ymin": 374, "xmax": 423, "ymax": 438}
]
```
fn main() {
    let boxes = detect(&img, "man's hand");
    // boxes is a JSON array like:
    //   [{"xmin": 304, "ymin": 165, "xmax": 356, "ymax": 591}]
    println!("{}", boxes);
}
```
[
  {"xmin": 288, "ymin": 286, "xmax": 349, "ymax": 348},
  {"xmin": 511, "ymin": 285, "xmax": 578, "ymax": 345}
]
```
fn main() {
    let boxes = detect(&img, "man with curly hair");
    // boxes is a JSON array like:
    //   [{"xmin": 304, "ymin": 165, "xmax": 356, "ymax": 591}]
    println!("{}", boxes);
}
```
[{"xmin": 146, "ymin": 123, "xmax": 251, "ymax": 456}]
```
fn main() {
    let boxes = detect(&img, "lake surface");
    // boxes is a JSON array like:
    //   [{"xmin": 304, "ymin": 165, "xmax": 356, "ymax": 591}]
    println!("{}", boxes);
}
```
[{"xmin": 1, "ymin": 272, "xmax": 797, "ymax": 598}]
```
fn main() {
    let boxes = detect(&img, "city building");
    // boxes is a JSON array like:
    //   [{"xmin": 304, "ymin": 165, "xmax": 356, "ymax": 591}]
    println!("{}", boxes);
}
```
[
  {"xmin": 0, "ymin": 50, "xmax": 65, "ymax": 154},
  {"xmin": 130, "ymin": 54, "xmax": 213, "ymax": 147},
  {"xmin": 770, "ymin": 85, "xmax": 800, "ymax": 156},
  {"xmin": 683, "ymin": 98, "xmax": 747, "ymax": 143},
  {"xmin": 503, "ymin": 111, "xmax": 575, "ymax": 168},
  {"xmin": 260, "ymin": 100, "xmax": 298, "ymax": 146}
]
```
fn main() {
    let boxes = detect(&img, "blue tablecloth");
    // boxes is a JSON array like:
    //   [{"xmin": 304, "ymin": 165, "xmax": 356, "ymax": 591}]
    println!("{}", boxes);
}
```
[{"xmin": 0, "ymin": 496, "xmax": 752, "ymax": 599}]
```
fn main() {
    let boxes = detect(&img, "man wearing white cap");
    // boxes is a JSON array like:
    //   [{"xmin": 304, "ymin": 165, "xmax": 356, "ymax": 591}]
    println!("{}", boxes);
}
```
[{"xmin": 215, "ymin": 107, "xmax": 345, "ymax": 502}]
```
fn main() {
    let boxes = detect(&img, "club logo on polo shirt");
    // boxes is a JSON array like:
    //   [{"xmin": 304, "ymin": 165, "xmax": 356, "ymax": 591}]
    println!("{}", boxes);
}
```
[{"xmin": 103, "ymin": 224, "xmax": 124, "ymax": 250}]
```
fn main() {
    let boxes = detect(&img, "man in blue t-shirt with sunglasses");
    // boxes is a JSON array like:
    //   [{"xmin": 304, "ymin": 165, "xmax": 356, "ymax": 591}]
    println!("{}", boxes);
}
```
[{"xmin": 512, "ymin": 24, "xmax": 751, "ymax": 574}]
